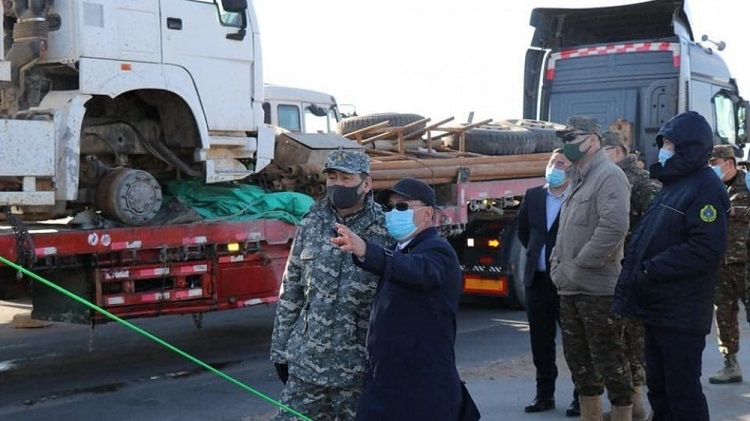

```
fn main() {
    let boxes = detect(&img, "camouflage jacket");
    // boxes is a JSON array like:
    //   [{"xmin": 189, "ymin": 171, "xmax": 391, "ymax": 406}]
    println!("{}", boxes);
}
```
[
  {"xmin": 724, "ymin": 169, "xmax": 750, "ymax": 265},
  {"xmin": 617, "ymin": 155, "xmax": 662, "ymax": 231},
  {"xmin": 270, "ymin": 193, "xmax": 392, "ymax": 387}
]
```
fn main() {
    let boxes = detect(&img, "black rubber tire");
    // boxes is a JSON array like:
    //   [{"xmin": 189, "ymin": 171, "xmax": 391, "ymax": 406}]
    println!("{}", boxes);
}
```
[
  {"xmin": 452, "ymin": 123, "xmax": 537, "ymax": 155},
  {"xmin": 505, "ymin": 119, "xmax": 566, "ymax": 153},
  {"xmin": 337, "ymin": 112, "xmax": 426, "ymax": 138},
  {"xmin": 502, "ymin": 233, "xmax": 527, "ymax": 310}
]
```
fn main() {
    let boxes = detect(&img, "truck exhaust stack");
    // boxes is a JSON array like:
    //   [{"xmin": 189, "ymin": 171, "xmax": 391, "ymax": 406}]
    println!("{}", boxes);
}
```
[{"xmin": 3, "ymin": 0, "xmax": 51, "ymax": 86}]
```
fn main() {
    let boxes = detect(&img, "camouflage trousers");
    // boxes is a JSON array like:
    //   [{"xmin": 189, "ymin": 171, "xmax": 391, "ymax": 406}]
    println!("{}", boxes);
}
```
[
  {"xmin": 715, "ymin": 263, "xmax": 747, "ymax": 356},
  {"xmin": 560, "ymin": 295, "xmax": 632, "ymax": 405},
  {"xmin": 275, "ymin": 375, "xmax": 360, "ymax": 421},
  {"xmin": 623, "ymin": 317, "xmax": 646, "ymax": 386}
]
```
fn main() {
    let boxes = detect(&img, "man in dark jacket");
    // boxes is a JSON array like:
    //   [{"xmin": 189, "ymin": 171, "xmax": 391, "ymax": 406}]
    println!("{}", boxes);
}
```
[
  {"xmin": 332, "ymin": 177, "xmax": 479, "ymax": 421},
  {"xmin": 516, "ymin": 149, "xmax": 579, "ymax": 416},
  {"xmin": 613, "ymin": 111, "xmax": 730, "ymax": 421}
]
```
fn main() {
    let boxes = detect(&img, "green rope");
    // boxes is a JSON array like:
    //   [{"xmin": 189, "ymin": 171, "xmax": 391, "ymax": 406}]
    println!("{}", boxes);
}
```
[{"xmin": 0, "ymin": 255, "xmax": 311, "ymax": 421}]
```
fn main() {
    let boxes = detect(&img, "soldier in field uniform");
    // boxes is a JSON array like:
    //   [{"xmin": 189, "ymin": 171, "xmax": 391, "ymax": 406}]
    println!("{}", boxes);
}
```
[
  {"xmin": 270, "ymin": 149, "xmax": 392, "ymax": 420},
  {"xmin": 603, "ymin": 131, "xmax": 662, "ymax": 420},
  {"xmin": 707, "ymin": 144, "xmax": 750, "ymax": 384}
]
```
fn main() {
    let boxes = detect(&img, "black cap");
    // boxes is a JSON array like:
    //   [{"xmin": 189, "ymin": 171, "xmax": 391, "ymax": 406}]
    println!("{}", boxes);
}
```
[{"xmin": 376, "ymin": 177, "xmax": 436, "ymax": 207}]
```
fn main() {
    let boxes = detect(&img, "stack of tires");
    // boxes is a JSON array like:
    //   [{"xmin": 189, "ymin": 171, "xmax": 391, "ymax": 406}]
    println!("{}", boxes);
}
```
[
  {"xmin": 449, "ymin": 119, "xmax": 567, "ymax": 155},
  {"xmin": 337, "ymin": 112, "xmax": 567, "ymax": 156}
]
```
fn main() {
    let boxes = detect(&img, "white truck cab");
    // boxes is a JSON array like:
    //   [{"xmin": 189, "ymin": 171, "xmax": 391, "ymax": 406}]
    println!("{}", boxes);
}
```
[
  {"xmin": 263, "ymin": 84, "xmax": 340, "ymax": 134},
  {"xmin": 0, "ymin": 0, "xmax": 273, "ymax": 224}
]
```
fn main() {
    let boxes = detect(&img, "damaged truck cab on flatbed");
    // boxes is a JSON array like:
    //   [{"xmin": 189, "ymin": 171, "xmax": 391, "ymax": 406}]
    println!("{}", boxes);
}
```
[{"xmin": 1, "ymin": 0, "xmax": 273, "ymax": 225}]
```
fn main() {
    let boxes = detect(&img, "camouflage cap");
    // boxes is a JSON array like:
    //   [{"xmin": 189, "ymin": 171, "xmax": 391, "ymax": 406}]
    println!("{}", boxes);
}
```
[
  {"xmin": 556, "ymin": 116, "xmax": 601, "ymax": 137},
  {"xmin": 710, "ymin": 144, "xmax": 736, "ymax": 162},
  {"xmin": 322, "ymin": 149, "xmax": 370, "ymax": 174},
  {"xmin": 601, "ymin": 131, "xmax": 628, "ymax": 153}
]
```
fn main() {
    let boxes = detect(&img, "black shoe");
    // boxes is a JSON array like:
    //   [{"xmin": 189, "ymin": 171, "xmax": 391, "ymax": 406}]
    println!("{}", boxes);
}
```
[
  {"xmin": 565, "ymin": 398, "xmax": 580, "ymax": 417},
  {"xmin": 525, "ymin": 397, "xmax": 555, "ymax": 413}
]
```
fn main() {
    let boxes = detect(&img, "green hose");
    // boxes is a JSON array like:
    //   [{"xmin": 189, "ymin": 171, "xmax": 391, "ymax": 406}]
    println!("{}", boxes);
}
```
[{"xmin": 0, "ymin": 255, "xmax": 311, "ymax": 421}]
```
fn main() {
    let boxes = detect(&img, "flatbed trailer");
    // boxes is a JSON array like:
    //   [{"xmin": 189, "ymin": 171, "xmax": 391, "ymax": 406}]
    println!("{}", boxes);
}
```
[{"xmin": 0, "ymin": 219, "xmax": 296, "ymax": 325}]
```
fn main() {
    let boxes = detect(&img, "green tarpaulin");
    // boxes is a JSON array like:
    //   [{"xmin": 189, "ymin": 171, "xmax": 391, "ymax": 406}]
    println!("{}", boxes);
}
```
[{"xmin": 165, "ymin": 180, "xmax": 313, "ymax": 225}]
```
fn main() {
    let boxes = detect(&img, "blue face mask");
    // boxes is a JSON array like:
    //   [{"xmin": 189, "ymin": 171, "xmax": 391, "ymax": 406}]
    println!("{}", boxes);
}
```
[
  {"xmin": 745, "ymin": 172, "xmax": 750, "ymax": 188},
  {"xmin": 658, "ymin": 148, "xmax": 674, "ymax": 166},
  {"xmin": 545, "ymin": 167, "xmax": 566, "ymax": 188},
  {"xmin": 385, "ymin": 209, "xmax": 418, "ymax": 241},
  {"xmin": 711, "ymin": 165, "xmax": 725, "ymax": 180}
]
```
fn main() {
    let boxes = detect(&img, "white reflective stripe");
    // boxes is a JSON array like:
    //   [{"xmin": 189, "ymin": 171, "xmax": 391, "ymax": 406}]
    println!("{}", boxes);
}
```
[
  {"xmin": 107, "ymin": 296, "xmax": 125, "ymax": 305},
  {"xmin": 35, "ymin": 247, "xmax": 57, "ymax": 256}
]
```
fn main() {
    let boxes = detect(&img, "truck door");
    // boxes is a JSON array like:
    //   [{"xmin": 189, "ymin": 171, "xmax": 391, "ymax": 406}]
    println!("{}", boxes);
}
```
[{"xmin": 160, "ymin": 0, "xmax": 256, "ymax": 132}]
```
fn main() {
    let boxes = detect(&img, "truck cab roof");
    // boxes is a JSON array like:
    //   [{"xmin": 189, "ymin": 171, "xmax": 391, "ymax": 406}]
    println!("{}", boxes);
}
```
[{"xmin": 529, "ymin": 0, "xmax": 693, "ymax": 48}]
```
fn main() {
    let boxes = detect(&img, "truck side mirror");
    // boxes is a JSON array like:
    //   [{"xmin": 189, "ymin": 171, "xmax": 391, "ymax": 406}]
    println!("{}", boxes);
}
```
[
  {"xmin": 221, "ymin": 0, "xmax": 247, "ymax": 13},
  {"xmin": 222, "ymin": 0, "xmax": 248, "ymax": 41},
  {"xmin": 306, "ymin": 104, "xmax": 328, "ymax": 117},
  {"xmin": 738, "ymin": 100, "xmax": 748, "ymax": 147}
]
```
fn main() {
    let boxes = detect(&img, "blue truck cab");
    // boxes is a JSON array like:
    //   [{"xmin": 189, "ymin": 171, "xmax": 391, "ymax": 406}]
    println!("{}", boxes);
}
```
[{"xmin": 523, "ymin": 0, "xmax": 748, "ymax": 167}]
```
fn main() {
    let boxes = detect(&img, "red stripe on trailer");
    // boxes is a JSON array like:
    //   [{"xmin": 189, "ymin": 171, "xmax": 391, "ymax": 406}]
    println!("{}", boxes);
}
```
[
  {"xmin": 135, "ymin": 267, "xmax": 169, "ymax": 277},
  {"xmin": 178, "ymin": 264, "xmax": 208, "ymax": 274},
  {"xmin": 182, "ymin": 236, "xmax": 207, "ymax": 245},
  {"xmin": 546, "ymin": 42, "xmax": 680, "ymax": 79},
  {"xmin": 0, "ymin": 220, "xmax": 296, "ymax": 262},
  {"xmin": 174, "ymin": 288, "xmax": 204, "ymax": 299},
  {"xmin": 110, "ymin": 240, "xmax": 142, "ymax": 251},
  {"xmin": 35, "ymin": 247, "xmax": 57, "ymax": 257}
]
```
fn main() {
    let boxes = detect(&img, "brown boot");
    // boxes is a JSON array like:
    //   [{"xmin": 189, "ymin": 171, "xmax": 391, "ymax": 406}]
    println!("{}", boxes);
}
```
[
  {"xmin": 610, "ymin": 404, "xmax": 633, "ymax": 421},
  {"xmin": 632, "ymin": 385, "xmax": 649, "ymax": 421},
  {"xmin": 580, "ymin": 395, "xmax": 603, "ymax": 421}
]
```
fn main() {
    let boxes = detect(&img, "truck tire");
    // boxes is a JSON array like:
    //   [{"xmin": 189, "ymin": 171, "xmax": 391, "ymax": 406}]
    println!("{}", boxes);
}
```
[
  {"xmin": 452, "ymin": 123, "xmax": 537, "ymax": 155},
  {"xmin": 503, "ymin": 233, "xmax": 527, "ymax": 310},
  {"xmin": 505, "ymin": 119, "xmax": 566, "ymax": 153},
  {"xmin": 337, "ymin": 112, "xmax": 426, "ymax": 138}
]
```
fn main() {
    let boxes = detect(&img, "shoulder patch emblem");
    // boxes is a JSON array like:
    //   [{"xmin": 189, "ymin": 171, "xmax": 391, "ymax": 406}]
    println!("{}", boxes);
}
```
[{"xmin": 700, "ymin": 205, "xmax": 717, "ymax": 223}]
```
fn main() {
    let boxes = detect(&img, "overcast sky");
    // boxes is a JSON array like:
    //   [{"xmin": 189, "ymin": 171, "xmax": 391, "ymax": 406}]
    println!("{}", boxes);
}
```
[{"xmin": 254, "ymin": 0, "xmax": 749, "ymax": 123}]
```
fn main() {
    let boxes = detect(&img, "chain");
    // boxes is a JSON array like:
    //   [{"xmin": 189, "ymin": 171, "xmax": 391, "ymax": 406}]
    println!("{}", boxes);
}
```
[{"xmin": 3, "ymin": 207, "xmax": 36, "ymax": 278}]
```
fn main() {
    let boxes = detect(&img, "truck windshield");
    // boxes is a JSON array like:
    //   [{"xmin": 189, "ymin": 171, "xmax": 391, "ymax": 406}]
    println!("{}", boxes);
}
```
[{"xmin": 304, "ymin": 106, "xmax": 338, "ymax": 134}]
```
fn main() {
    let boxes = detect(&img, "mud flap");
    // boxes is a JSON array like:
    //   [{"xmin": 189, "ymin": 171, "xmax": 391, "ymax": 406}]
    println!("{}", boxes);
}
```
[{"xmin": 31, "ymin": 267, "xmax": 92, "ymax": 324}]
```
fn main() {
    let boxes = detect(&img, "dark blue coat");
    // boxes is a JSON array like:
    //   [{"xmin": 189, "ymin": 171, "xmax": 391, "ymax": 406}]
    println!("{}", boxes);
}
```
[
  {"xmin": 354, "ymin": 227, "xmax": 464, "ymax": 420},
  {"xmin": 516, "ymin": 185, "xmax": 560, "ymax": 286},
  {"xmin": 613, "ymin": 112, "xmax": 730, "ymax": 334}
]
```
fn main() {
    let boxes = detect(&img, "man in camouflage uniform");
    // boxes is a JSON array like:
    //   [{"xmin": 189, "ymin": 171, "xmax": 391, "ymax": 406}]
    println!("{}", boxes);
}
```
[
  {"xmin": 270, "ymin": 149, "xmax": 392, "ymax": 420},
  {"xmin": 550, "ymin": 117, "xmax": 633, "ymax": 421},
  {"xmin": 603, "ymin": 131, "xmax": 662, "ymax": 420},
  {"xmin": 708, "ymin": 144, "xmax": 750, "ymax": 383}
]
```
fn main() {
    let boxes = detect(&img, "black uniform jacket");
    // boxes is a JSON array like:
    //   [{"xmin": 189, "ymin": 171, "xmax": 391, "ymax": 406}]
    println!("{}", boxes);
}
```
[{"xmin": 354, "ymin": 227, "xmax": 465, "ymax": 420}]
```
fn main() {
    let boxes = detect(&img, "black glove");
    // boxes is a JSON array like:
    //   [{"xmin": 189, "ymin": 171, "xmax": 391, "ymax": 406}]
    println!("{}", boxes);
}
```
[{"xmin": 274, "ymin": 363, "xmax": 289, "ymax": 384}]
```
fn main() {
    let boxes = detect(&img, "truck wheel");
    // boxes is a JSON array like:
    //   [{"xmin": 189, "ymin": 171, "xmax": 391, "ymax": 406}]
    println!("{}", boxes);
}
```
[
  {"xmin": 337, "ymin": 112, "xmax": 426, "ymax": 138},
  {"xmin": 96, "ymin": 169, "xmax": 163, "ymax": 226},
  {"xmin": 505, "ymin": 119, "xmax": 566, "ymax": 153},
  {"xmin": 503, "ymin": 233, "xmax": 527, "ymax": 310},
  {"xmin": 453, "ymin": 122, "xmax": 536, "ymax": 155}
]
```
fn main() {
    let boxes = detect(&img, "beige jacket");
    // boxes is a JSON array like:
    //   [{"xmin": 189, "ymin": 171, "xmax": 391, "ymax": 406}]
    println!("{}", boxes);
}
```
[{"xmin": 550, "ymin": 149, "xmax": 631, "ymax": 295}]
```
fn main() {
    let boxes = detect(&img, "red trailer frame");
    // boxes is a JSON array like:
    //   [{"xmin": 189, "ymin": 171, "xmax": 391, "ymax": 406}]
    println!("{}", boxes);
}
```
[{"xmin": 0, "ymin": 219, "xmax": 297, "ymax": 323}]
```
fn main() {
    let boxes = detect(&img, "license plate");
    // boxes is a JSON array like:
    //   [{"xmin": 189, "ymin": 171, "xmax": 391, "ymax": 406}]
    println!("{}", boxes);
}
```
[{"xmin": 463, "ymin": 275, "xmax": 506, "ymax": 296}]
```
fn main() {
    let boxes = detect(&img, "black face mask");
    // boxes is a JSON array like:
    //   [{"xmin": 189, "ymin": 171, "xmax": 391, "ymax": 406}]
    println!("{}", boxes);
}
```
[{"xmin": 327, "ymin": 179, "xmax": 365, "ymax": 209}]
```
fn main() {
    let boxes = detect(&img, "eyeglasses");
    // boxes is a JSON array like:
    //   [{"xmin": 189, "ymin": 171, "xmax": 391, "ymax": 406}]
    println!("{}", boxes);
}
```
[{"xmin": 383, "ymin": 202, "xmax": 428, "ymax": 212}]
